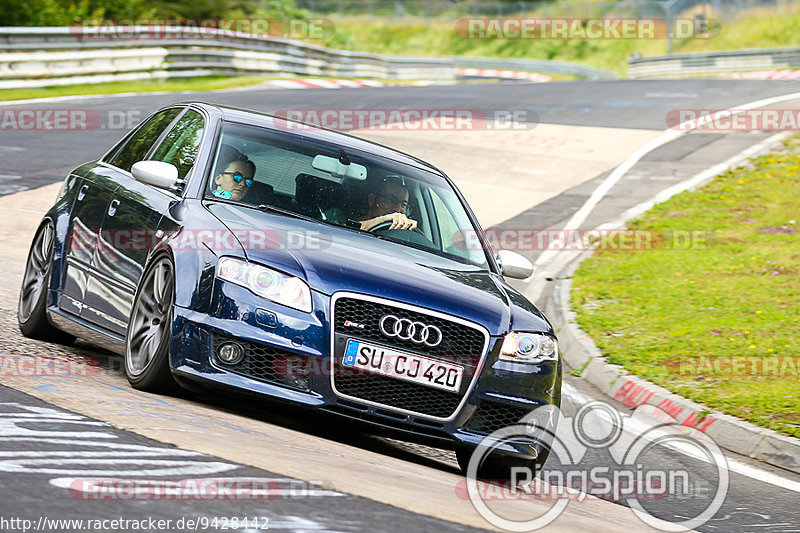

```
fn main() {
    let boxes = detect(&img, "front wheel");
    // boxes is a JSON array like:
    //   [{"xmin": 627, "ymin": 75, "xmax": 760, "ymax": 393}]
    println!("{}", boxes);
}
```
[
  {"xmin": 18, "ymin": 222, "xmax": 75, "ymax": 344},
  {"xmin": 125, "ymin": 255, "xmax": 179, "ymax": 394}
]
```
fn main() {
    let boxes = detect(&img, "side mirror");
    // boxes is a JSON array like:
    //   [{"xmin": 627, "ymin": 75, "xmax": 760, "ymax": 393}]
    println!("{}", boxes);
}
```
[
  {"xmin": 496, "ymin": 250, "xmax": 534, "ymax": 280},
  {"xmin": 131, "ymin": 161, "xmax": 178, "ymax": 189}
]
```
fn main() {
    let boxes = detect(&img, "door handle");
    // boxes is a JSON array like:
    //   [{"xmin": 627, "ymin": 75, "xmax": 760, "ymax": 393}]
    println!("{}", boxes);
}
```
[
  {"xmin": 108, "ymin": 199, "xmax": 120, "ymax": 217},
  {"xmin": 77, "ymin": 184, "xmax": 89, "ymax": 201}
]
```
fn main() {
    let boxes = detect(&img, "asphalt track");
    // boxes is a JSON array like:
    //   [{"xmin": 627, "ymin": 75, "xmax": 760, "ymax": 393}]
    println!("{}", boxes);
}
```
[{"xmin": 1, "ymin": 79, "xmax": 800, "ymax": 532}]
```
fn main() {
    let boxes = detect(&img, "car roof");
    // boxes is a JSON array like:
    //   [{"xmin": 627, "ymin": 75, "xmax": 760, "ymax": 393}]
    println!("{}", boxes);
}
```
[{"xmin": 190, "ymin": 102, "xmax": 446, "ymax": 177}]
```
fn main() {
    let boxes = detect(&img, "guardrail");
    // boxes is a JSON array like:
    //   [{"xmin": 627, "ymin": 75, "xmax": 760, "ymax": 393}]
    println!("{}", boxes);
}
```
[
  {"xmin": 628, "ymin": 46, "xmax": 800, "ymax": 78},
  {"xmin": 0, "ymin": 26, "xmax": 616, "ymax": 89},
  {"xmin": 453, "ymin": 57, "xmax": 618, "ymax": 81}
]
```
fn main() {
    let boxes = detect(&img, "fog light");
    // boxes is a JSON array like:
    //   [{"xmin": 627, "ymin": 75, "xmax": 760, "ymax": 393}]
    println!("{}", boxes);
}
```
[{"xmin": 218, "ymin": 342, "xmax": 245, "ymax": 364}]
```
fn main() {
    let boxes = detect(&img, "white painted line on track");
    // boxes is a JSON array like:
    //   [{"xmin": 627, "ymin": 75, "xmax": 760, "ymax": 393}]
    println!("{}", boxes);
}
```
[
  {"xmin": 563, "ymin": 383, "xmax": 800, "ymax": 493},
  {"xmin": 528, "ymin": 90, "xmax": 800, "ymax": 274},
  {"xmin": 594, "ymin": 131, "xmax": 792, "ymax": 231}
]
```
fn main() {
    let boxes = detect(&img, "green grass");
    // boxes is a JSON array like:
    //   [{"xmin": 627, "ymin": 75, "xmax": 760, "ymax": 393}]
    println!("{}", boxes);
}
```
[
  {"xmin": 0, "ymin": 76, "xmax": 278, "ymax": 102},
  {"xmin": 321, "ymin": 7, "xmax": 800, "ymax": 75},
  {"xmin": 571, "ymin": 135, "xmax": 800, "ymax": 438},
  {"xmin": 3, "ymin": 7, "xmax": 799, "ymax": 101}
]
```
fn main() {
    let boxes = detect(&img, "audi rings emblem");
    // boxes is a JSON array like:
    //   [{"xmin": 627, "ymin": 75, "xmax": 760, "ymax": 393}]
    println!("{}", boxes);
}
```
[{"xmin": 379, "ymin": 315, "xmax": 443, "ymax": 347}]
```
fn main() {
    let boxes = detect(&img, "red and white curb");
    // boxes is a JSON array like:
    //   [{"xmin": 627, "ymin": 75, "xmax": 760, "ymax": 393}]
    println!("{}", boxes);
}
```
[
  {"xmin": 729, "ymin": 69, "xmax": 800, "ymax": 80},
  {"xmin": 267, "ymin": 79, "xmax": 389, "ymax": 89},
  {"xmin": 455, "ymin": 68, "xmax": 551, "ymax": 83}
]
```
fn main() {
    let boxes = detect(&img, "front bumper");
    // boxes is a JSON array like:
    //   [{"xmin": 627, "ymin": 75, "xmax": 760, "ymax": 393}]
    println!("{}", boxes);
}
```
[{"xmin": 170, "ymin": 281, "xmax": 562, "ymax": 456}]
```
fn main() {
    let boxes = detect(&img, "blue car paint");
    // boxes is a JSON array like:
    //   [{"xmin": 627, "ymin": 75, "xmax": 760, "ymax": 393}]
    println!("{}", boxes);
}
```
[{"xmin": 34, "ymin": 102, "xmax": 561, "ymax": 459}]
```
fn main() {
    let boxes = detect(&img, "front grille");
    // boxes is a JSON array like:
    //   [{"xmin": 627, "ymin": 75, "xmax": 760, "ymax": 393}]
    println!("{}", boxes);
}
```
[
  {"xmin": 334, "ymin": 375, "xmax": 463, "ymax": 418},
  {"xmin": 332, "ymin": 295, "xmax": 487, "ymax": 419},
  {"xmin": 212, "ymin": 334, "xmax": 311, "ymax": 391},
  {"xmin": 465, "ymin": 402, "xmax": 534, "ymax": 435},
  {"xmin": 334, "ymin": 297, "xmax": 485, "ymax": 365}
]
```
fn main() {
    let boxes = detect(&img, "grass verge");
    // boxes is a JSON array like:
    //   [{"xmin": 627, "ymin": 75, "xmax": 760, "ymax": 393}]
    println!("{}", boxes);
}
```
[
  {"xmin": 0, "ymin": 76, "xmax": 279, "ymax": 102},
  {"xmin": 326, "ymin": 7, "xmax": 800, "ymax": 75},
  {"xmin": 571, "ymin": 135, "xmax": 800, "ymax": 438}
]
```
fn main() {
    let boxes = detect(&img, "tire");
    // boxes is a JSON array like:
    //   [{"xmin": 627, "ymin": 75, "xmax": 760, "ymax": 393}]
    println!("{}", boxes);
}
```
[
  {"xmin": 456, "ymin": 447, "xmax": 550, "ymax": 480},
  {"xmin": 18, "ymin": 221, "xmax": 75, "ymax": 344},
  {"xmin": 124, "ymin": 254, "xmax": 180, "ymax": 394}
]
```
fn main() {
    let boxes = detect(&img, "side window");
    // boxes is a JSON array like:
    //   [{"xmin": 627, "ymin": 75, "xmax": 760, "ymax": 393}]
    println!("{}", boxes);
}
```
[
  {"xmin": 150, "ymin": 109, "xmax": 205, "ymax": 180},
  {"xmin": 430, "ymin": 189, "xmax": 460, "ymax": 253},
  {"xmin": 106, "ymin": 108, "xmax": 182, "ymax": 172}
]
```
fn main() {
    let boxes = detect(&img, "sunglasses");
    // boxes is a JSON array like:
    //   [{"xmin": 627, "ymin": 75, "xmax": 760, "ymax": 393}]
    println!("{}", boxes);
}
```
[{"xmin": 222, "ymin": 171, "xmax": 254, "ymax": 187}]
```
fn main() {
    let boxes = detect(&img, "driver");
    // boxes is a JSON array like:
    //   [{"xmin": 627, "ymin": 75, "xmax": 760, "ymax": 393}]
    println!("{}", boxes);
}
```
[
  {"xmin": 359, "ymin": 176, "xmax": 418, "ymax": 231},
  {"xmin": 212, "ymin": 148, "xmax": 256, "ymax": 202}
]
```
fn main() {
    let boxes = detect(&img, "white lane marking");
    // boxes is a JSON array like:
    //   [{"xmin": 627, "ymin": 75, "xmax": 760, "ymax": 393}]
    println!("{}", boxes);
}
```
[
  {"xmin": 563, "ymin": 383, "xmax": 800, "ymax": 493},
  {"xmin": 0, "ymin": 451, "xmax": 204, "ymax": 457},
  {"xmin": 0, "ymin": 402, "xmax": 237, "ymax": 477},
  {"xmin": 529, "ymin": 90, "xmax": 800, "ymax": 273},
  {"xmin": 593, "ymin": 131, "xmax": 791, "ymax": 231},
  {"xmin": 260, "ymin": 516, "xmax": 349, "ymax": 531},
  {"xmin": 0, "ymin": 458, "xmax": 237, "ymax": 476},
  {"xmin": 0, "ymin": 437, "xmax": 208, "ymax": 453},
  {"xmin": 49, "ymin": 477, "xmax": 345, "ymax": 498}
]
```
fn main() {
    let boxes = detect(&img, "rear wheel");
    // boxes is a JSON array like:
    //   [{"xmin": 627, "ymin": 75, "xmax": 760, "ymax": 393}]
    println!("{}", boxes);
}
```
[
  {"xmin": 125, "ymin": 255, "xmax": 179, "ymax": 394},
  {"xmin": 18, "ymin": 222, "xmax": 75, "ymax": 344}
]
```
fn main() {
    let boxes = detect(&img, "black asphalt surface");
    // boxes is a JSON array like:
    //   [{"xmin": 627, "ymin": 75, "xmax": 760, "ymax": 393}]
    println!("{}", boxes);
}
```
[
  {"xmin": 1, "ymin": 78, "xmax": 800, "ymax": 532},
  {"xmin": 0, "ymin": 383, "xmax": 491, "ymax": 533},
  {"xmin": 2, "ymin": 79, "xmax": 800, "ymax": 193}
]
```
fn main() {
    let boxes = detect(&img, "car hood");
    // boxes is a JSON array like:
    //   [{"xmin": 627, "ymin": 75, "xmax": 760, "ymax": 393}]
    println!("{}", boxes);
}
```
[{"xmin": 207, "ymin": 203, "xmax": 551, "ymax": 335}]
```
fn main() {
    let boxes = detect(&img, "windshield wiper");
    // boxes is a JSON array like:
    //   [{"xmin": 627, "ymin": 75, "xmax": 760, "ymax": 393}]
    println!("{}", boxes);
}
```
[
  {"xmin": 375, "ymin": 233, "xmax": 440, "ymax": 254},
  {"xmin": 375, "ymin": 233, "xmax": 477, "ymax": 266},
  {"xmin": 256, "ymin": 203, "xmax": 319, "ymax": 224}
]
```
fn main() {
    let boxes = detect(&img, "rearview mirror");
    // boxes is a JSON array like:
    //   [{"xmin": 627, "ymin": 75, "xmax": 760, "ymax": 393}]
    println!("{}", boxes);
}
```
[
  {"xmin": 312, "ymin": 155, "xmax": 367, "ymax": 181},
  {"xmin": 496, "ymin": 250, "xmax": 534, "ymax": 280},
  {"xmin": 131, "ymin": 161, "xmax": 178, "ymax": 189}
]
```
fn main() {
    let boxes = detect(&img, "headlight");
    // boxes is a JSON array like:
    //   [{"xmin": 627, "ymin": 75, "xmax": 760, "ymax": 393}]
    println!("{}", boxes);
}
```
[
  {"xmin": 499, "ymin": 332, "xmax": 558, "ymax": 364},
  {"xmin": 217, "ymin": 257, "xmax": 312, "ymax": 313}
]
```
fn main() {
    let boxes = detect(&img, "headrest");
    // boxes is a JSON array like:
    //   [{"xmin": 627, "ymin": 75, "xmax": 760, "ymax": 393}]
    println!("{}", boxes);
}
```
[{"xmin": 295, "ymin": 173, "xmax": 340, "ymax": 207}]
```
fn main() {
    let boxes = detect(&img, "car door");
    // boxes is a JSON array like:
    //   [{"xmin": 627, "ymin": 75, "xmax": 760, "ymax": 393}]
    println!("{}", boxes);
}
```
[
  {"xmin": 85, "ymin": 108, "xmax": 206, "ymax": 335},
  {"xmin": 78, "ymin": 107, "xmax": 184, "ymax": 333},
  {"xmin": 60, "ymin": 169, "xmax": 120, "ymax": 317}
]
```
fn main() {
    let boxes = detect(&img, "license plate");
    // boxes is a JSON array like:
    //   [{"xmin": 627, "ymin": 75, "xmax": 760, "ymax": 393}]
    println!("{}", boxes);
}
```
[{"xmin": 341, "ymin": 339, "xmax": 463, "ymax": 393}]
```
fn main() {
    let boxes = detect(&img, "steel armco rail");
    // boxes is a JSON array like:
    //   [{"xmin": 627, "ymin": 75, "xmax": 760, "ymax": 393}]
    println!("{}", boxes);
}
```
[
  {"xmin": 628, "ymin": 46, "xmax": 800, "ymax": 78},
  {"xmin": 0, "ymin": 26, "xmax": 617, "ymax": 89}
]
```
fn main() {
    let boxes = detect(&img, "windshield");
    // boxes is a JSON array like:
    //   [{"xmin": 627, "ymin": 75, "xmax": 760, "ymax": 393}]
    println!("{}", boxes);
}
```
[{"xmin": 204, "ymin": 121, "xmax": 490, "ymax": 268}]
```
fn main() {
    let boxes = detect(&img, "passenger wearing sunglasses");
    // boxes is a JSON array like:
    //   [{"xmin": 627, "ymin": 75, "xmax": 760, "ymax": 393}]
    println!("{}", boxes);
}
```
[
  {"xmin": 359, "ymin": 175, "xmax": 417, "ymax": 231},
  {"xmin": 213, "ymin": 154, "xmax": 256, "ymax": 202}
]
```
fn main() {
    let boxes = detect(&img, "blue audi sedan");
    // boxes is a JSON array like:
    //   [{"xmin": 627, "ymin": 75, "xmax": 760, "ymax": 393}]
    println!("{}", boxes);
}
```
[{"xmin": 19, "ymin": 102, "xmax": 561, "ymax": 475}]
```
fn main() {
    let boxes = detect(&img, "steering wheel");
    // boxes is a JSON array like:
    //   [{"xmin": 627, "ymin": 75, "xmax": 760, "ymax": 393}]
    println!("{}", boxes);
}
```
[
  {"xmin": 369, "ymin": 219, "xmax": 425, "ymax": 236},
  {"xmin": 369, "ymin": 220, "xmax": 436, "ymax": 248}
]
